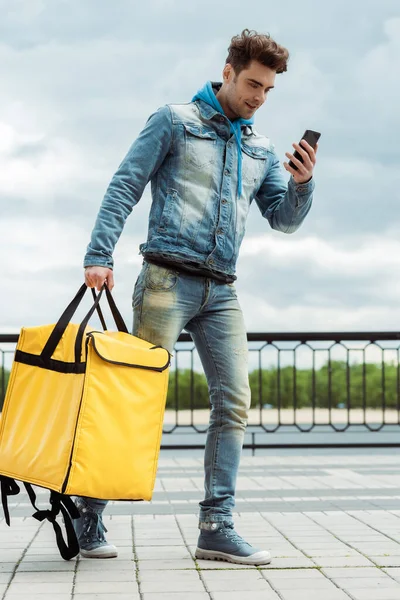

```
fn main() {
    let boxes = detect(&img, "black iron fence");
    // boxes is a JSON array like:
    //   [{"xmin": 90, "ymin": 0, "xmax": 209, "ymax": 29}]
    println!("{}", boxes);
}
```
[{"xmin": 2, "ymin": 332, "xmax": 400, "ymax": 450}]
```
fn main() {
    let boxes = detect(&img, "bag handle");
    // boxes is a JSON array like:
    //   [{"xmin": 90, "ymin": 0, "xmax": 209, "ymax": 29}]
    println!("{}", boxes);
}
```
[
  {"xmin": 91, "ymin": 287, "xmax": 108, "ymax": 330},
  {"xmin": 74, "ymin": 283, "xmax": 128, "ymax": 362},
  {"xmin": 41, "ymin": 283, "xmax": 128, "ymax": 363}
]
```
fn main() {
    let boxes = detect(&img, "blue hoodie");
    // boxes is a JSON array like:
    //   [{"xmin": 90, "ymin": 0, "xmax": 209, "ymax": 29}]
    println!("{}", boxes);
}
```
[{"xmin": 192, "ymin": 81, "xmax": 254, "ymax": 198}]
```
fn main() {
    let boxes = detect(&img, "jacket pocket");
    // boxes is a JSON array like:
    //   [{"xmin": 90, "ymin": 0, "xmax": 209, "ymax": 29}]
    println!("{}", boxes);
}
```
[
  {"xmin": 184, "ymin": 123, "xmax": 217, "ymax": 168},
  {"xmin": 157, "ymin": 189, "xmax": 180, "ymax": 235},
  {"xmin": 241, "ymin": 143, "xmax": 269, "ymax": 185}
]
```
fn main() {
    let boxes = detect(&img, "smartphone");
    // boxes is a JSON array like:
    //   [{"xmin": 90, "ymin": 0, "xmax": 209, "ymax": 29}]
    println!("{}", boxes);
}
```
[{"xmin": 288, "ymin": 129, "xmax": 321, "ymax": 170}]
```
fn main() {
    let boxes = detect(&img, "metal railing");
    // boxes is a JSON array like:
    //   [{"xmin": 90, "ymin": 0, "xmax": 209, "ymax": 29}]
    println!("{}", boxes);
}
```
[{"xmin": 2, "ymin": 331, "xmax": 400, "ymax": 450}]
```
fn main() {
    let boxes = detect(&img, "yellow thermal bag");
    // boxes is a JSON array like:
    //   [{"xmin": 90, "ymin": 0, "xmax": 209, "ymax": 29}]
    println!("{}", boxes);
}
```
[{"xmin": 0, "ymin": 283, "xmax": 171, "ymax": 559}]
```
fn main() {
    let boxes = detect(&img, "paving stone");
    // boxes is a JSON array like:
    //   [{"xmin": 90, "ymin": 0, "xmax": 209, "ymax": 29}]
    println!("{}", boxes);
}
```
[
  {"xmin": 271, "ymin": 578, "xmax": 340, "ymax": 590},
  {"xmin": 141, "ymin": 579, "xmax": 206, "ymax": 593},
  {"xmin": 0, "ymin": 564, "xmax": 18, "ymax": 573},
  {"xmin": 5, "ymin": 595, "xmax": 71, "ymax": 600},
  {"xmin": 137, "ymin": 559, "xmax": 196, "ymax": 570},
  {"xmin": 345, "ymin": 590, "xmax": 400, "ymax": 600},
  {"xmin": 11, "ymin": 571, "xmax": 74, "ymax": 583},
  {"xmin": 322, "ymin": 567, "xmax": 388, "ymax": 578},
  {"xmin": 74, "ymin": 595, "xmax": 140, "ymax": 600},
  {"xmin": 202, "ymin": 570, "xmax": 269, "ymax": 581},
  {"xmin": 195, "ymin": 560, "xmax": 257, "ymax": 570},
  {"xmin": 202, "ymin": 572, "xmax": 271, "ymax": 592},
  {"xmin": 275, "ymin": 591, "xmax": 351, "ymax": 600},
  {"xmin": 135, "ymin": 546, "xmax": 191, "ymax": 559},
  {"xmin": 0, "ymin": 551, "xmax": 23, "ymax": 562},
  {"xmin": 312, "ymin": 556, "xmax": 375, "ymax": 567},
  {"xmin": 383, "ymin": 567, "xmax": 400, "ymax": 580},
  {"xmin": 211, "ymin": 592, "xmax": 280, "ymax": 600},
  {"xmin": 16, "ymin": 561, "xmax": 75, "ymax": 572},
  {"xmin": 141, "ymin": 594, "xmax": 209, "ymax": 600},
  {"xmin": 74, "ymin": 581, "xmax": 140, "ymax": 594},
  {"xmin": 7, "ymin": 582, "xmax": 73, "ymax": 594},
  {"xmin": 333, "ymin": 577, "xmax": 400, "ymax": 589},
  {"xmin": 262, "ymin": 569, "xmax": 327, "ymax": 581},
  {"xmin": 75, "ymin": 570, "xmax": 137, "ymax": 582},
  {"xmin": 368, "ymin": 556, "xmax": 400, "ymax": 567},
  {"xmin": 77, "ymin": 559, "xmax": 135, "ymax": 571},
  {"xmin": 20, "ymin": 553, "xmax": 74, "ymax": 562},
  {"xmin": 259, "ymin": 557, "xmax": 315, "ymax": 569},
  {"xmin": 135, "ymin": 537, "xmax": 184, "ymax": 545},
  {"xmin": 139, "ymin": 570, "xmax": 204, "ymax": 582}
]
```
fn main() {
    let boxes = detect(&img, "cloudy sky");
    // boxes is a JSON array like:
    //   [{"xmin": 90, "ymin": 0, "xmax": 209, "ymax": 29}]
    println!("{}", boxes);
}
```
[{"xmin": 2, "ymin": 0, "xmax": 400, "ymax": 340}]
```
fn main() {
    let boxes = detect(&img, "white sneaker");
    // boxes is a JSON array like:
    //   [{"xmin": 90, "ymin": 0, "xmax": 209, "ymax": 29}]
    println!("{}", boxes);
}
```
[
  {"xmin": 80, "ymin": 544, "xmax": 118, "ymax": 559},
  {"xmin": 73, "ymin": 497, "xmax": 118, "ymax": 559}
]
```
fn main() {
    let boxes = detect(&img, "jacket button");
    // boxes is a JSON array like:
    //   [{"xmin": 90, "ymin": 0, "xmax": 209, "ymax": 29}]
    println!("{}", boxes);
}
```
[
  {"xmin": 221, "ymin": 199, "xmax": 227, "ymax": 204},
  {"xmin": 208, "ymin": 258, "xmax": 214, "ymax": 264},
  {"xmin": 217, "ymin": 228, "xmax": 223, "ymax": 235}
]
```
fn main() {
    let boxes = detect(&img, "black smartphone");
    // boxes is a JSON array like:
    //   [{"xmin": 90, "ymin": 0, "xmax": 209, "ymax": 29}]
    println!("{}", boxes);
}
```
[{"xmin": 288, "ymin": 129, "xmax": 321, "ymax": 170}]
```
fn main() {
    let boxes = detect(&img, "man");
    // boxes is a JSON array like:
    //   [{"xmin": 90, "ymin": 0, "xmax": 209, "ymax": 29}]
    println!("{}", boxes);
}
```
[{"xmin": 76, "ymin": 29, "xmax": 318, "ymax": 565}]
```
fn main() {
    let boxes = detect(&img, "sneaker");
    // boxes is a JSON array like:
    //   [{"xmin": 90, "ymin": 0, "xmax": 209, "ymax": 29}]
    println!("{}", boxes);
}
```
[
  {"xmin": 195, "ymin": 521, "xmax": 271, "ymax": 566},
  {"xmin": 73, "ymin": 497, "xmax": 118, "ymax": 559}
]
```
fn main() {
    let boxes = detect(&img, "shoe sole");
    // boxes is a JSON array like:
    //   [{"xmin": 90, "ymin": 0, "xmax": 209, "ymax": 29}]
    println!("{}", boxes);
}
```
[
  {"xmin": 195, "ymin": 547, "xmax": 271, "ymax": 566},
  {"xmin": 80, "ymin": 548, "xmax": 118, "ymax": 559}
]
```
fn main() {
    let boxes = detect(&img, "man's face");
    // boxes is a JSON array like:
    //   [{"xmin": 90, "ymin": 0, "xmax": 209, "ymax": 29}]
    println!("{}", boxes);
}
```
[{"xmin": 222, "ymin": 60, "xmax": 276, "ymax": 120}]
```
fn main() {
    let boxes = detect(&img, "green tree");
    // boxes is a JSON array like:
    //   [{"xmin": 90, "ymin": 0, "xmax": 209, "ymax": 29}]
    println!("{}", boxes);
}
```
[{"xmin": 166, "ymin": 368, "xmax": 209, "ymax": 410}]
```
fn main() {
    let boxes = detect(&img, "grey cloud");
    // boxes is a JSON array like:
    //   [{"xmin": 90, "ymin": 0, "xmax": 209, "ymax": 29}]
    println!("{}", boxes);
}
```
[
  {"xmin": 2, "ymin": 0, "xmax": 398, "ymax": 48},
  {"xmin": 2, "ymin": 0, "xmax": 400, "ymax": 334},
  {"xmin": 235, "ymin": 254, "xmax": 394, "ymax": 311}
]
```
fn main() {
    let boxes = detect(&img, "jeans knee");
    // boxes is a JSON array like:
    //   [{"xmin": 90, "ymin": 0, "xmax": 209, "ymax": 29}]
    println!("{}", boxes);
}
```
[{"xmin": 210, "ymin": 396, "xmax": 250, "ymax": 429}]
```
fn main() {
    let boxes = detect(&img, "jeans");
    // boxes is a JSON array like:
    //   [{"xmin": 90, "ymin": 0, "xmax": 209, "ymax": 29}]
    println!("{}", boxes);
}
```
[{"xmin": 77, "ymin": 261, "xmax": 251, "ymax": 524}]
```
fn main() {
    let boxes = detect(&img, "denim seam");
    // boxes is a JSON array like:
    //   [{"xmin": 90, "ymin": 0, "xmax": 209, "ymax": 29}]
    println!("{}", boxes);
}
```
[
  {"xmin": 135, "ymin": 285, "xmax": 146, "ymax": 339},
  {"xmin": 195, "ymin": 317, "xmax": 224, "ymax": 518}
]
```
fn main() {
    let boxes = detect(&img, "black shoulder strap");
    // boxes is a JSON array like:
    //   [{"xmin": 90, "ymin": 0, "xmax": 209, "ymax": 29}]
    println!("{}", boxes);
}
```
[
  {"xmin": 32, "ymin": 491, "xmax": 80, "ymax": 561},
  {"xmin": 0, "ymin": 476, "xmax": 20, "ymax": 525},
  {"xmin": 0, "ymin": 477, "xmax": 80, "ymax": 561}
]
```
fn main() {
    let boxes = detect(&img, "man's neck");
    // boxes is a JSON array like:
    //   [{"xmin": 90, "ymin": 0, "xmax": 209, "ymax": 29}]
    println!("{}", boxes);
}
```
[{"xmin": 215, "ymin": 87, "xmax": 237, "ymax": 121}]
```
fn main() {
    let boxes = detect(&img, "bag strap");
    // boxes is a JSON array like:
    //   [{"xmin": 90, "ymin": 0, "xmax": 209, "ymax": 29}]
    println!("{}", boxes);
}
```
[
  {"xmin": 41, "ymin": 282, "xmax": 128, "ymax": 364},
  {"xmin": 74, "ymin": 283, "xmax": 128, "ymax": 363},
  {"xmin": 31, "ymin": 491, "xmax": 80, "ymax": 561},
  {"xmin": 0, "ymin": 475, "xmax": 81, "ymax": 560},
  {"xmin": 0, "ymin": 477, "xmax": 80, "ymax": 561},
  {"xmin": 0, "ymin": 476, "xmax": 20, "ymax": 525},
  {"xmin": 91, "ymin": 288, "xmax": 107, "ymax": 330}
]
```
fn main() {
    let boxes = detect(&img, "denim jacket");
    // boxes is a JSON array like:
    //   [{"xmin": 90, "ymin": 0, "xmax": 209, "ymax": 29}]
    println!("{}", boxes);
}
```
[{"xmin": 84, "ymin": 96, "xmax": 314, "ymax": 278}]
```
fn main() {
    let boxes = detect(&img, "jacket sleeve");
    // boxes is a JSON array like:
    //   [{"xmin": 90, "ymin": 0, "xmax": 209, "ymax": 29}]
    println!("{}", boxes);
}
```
[
  {"xmin": 83, "ymin": 105, "xmax": 173, "ymax": 269},
  {"xmin": 254, "ymin": 149, "xmax": 314, "ymax": 233}
]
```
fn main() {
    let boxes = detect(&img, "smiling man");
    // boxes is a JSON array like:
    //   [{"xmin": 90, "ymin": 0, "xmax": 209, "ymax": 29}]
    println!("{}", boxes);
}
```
[{"xmin": 78, "ymin": 29, "xmax": 317, "ymax": 565}]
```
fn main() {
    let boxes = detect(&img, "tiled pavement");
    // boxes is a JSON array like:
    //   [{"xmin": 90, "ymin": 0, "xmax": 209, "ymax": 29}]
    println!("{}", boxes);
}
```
[{"xmin": 2, "ymin": 452, "xmax": 400, "ymax": 599}]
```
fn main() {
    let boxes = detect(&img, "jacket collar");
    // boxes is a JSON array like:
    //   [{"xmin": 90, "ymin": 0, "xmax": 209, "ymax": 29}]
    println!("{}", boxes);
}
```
[{"xmin": 195, "ymin": 99, "xmax": 254, "ymax": 134}]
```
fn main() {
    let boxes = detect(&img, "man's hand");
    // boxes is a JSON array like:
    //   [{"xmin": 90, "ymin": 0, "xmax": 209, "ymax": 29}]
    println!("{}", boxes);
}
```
[
  {"xmin": 283, "ymin": 139, "xmax": 318, "ymax": 184},
  {"xmin": 84, "ymin": 266, "xmax": 114, "ymax": 292}
]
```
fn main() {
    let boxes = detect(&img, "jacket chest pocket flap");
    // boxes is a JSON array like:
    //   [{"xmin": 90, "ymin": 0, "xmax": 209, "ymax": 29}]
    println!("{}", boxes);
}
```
[
  {"xmin": 241, "ymin": 143, "xmax": 269, "ymax": 184},
  {"xmin": 184, "ymin": 123, "xmax": 218, "ymax": 168}
]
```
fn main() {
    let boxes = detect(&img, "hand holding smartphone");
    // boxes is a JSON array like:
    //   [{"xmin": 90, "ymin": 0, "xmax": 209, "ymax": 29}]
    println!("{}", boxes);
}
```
[{"xmin": 288, "ymin": 129, "xmax": 321, "ymax": 171}]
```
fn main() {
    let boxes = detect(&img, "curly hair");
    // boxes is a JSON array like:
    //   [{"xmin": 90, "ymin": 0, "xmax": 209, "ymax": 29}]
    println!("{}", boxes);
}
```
[{"xmin": 226, "ymin": 29, "xmax": 289, "ymax": 75}]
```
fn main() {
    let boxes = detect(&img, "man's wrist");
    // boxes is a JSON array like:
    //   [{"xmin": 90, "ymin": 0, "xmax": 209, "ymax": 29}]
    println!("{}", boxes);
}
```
[{"xmin": 297, "ymin": 175, "xmax": 313, "ymax": 184}]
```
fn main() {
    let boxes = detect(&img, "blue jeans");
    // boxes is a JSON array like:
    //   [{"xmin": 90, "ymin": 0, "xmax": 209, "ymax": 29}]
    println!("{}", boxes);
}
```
[{"xmin": 78, "ymin": 262, "xmax": 251, "ymax": 523}]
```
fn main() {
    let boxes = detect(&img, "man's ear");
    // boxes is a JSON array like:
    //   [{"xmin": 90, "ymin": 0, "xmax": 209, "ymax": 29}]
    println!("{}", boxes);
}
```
[{"xmin": 223, "ymin": 63, "xmax": 233, "ymax": 83}]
